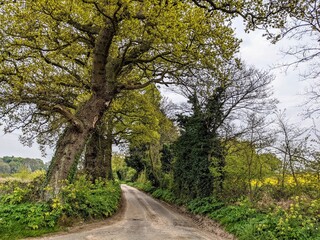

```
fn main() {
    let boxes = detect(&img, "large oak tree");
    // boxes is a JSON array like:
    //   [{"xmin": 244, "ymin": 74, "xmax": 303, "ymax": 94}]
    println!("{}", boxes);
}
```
[
  {"xmin": 0, "ymin": 0, "xmax": 240, "ymax": 198},
  {"xmin": 0, "ymin": 0, "xmax": 302, "ymax": 199}
]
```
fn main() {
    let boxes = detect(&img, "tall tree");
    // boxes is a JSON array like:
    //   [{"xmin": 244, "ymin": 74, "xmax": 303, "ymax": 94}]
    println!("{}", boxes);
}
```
[
  {"xmin": 0, "ymin": 0, "xmax": 297, "ymax": 198},
  {"xmin": 160, "ymin": 144, "xmax": 174, "ymax": 173},
  {"xmin": 174, "ymin": 95, "xmax": 214, "ymax": 199},
  {"xmin": 227, "ymin": 113, "xmax": 276, "ymax": 200},
  {"xmin": 117, "ymin": 86, "xmax": 177, "ymax": 186},
  {"xmin": 192, "ymin": 0, "xmax": 299, "ymax": 32},
  {"xmin": 83, "ymin": 118, "xmax": 113, "ymax": 181},
  {"xmin": 176, "ymin": 62, "xmax": 276, "ymax": 194},
  {"xmin": 0, "ymin": 1, "xmax": 239, "ymax": 198},
  {"xmin": 125, "ymin": 145, "xmax": 148, "ymax": 181},
  {"xmin": 278, "ymin": 0, "xmax": 320, "ymax": 77},
  {"xmin": 269, "ymin": 1, "xmax": 320, "ymax": 117},
  {"xmin": 224, "ymin": 140, "xmax": 281, "ymax": 198}
]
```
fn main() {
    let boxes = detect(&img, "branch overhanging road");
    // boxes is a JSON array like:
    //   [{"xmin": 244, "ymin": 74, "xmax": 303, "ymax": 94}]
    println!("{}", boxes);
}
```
[{"xmin": 37, "ymin": 184, "xmax": 233, "ymax": 240}]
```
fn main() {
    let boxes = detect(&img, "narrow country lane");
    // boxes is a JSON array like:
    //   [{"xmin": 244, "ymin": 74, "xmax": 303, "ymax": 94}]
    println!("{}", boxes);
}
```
[{"xmin": 35, "ymin": 184, "xmax": 231, "ymax": 240}]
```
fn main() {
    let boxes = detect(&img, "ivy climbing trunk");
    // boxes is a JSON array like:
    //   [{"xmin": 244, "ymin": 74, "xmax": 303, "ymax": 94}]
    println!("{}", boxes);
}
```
[
  {"xmin": 43, "ymin": 95, "xmax": 109, "ymax": 199},
  {"xmin": 105, "ymin": 119, "xmax": 113, "ymax": 180},
  {"xmin": 173, "ymin": 96, "xmax": 214, "ymax": 200},
  {"xmin": 212, "ymin": 140, "xmax": 226, "ymax": 196},
  {"xmin": 84, "ymin": 118, "xmax": 114, "ymax": 182}
]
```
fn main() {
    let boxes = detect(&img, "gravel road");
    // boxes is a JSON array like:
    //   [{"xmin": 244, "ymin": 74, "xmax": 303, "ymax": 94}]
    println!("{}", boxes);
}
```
[{"xmin": 35, "ymin": 184, "xmax": 231, "ymax": 240}]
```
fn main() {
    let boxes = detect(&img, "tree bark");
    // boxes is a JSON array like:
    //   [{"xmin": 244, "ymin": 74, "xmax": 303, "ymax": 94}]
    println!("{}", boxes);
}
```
[
  {"xmin": 84, "ymin": 118, "xmax": 113, "ymax": 182},
  {"xmin": 105, "ymin": 119, "xmax": 113, "ymax": 180},
  {"xmin": 43, "ymin": 95, "xmax": 109, "ymax": 199},
  {"xmin": 43, "ymin": 25, "xmax": 117, "ymax": 200}
]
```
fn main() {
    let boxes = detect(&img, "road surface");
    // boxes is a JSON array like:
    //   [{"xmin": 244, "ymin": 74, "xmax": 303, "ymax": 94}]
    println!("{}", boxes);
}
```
[{"xmin": 37, "ymin": 184, "xmax": 232, "ymax": 240}]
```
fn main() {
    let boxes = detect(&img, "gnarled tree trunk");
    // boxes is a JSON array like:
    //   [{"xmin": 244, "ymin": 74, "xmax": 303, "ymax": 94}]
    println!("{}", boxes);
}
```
[
  {"xmin": 43, "ymin": 95, "xmax": 110, "ymax": 200},
  {"xmin": 43, "ymin": 25, "xmax": 117, "ymax": 200}
]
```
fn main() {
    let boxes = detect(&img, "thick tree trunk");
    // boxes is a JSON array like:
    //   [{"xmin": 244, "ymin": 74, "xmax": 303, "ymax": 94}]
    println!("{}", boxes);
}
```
[
  {"xmin": 105, "ymin": 119, "xmax": 113, "ymax": 180},
  {"xmin": 84, "ymin": 119, "xmax": 113, "ymax": 182},
  {"xmin": 43, "ymin": 25, "xmax": 117, "ymax": 200},
  {"xmin": 84, "ymin": 128, "xmax": 105, "ymax": 181},
  {"xmin": 43, "ymin": 96, "xmax": 109, "ymax": 200}
]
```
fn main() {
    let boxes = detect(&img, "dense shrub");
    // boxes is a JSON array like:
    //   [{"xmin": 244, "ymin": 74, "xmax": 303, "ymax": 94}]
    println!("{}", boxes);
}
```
[
  {"xmin": 129, "ymin": 181, "xmax": 155, "ymax": 193},
  {"xmin": 0, "ymin": 201, "xmax": 61, "ymax": 239},
  {"xmin": 151, "ymin": 188, "xmax": 176, "ymax": 203},
  {"xmin": 191, "ymin": 197, "xmax": 320, "ymax": 240},
  {"xmin": 187, "ymin": 197, "xmax": 225, "ymax": 215},
  {"xmin": 0, "ymin": 173, "xmax": 45, "ymax": 203},
  {"xmin": 0, "ymin": 176, "xmax": 121, "ymax": 239},
  {"xmin": 60, "ymin": 176, "xmax": 121, "ymax": 220}
]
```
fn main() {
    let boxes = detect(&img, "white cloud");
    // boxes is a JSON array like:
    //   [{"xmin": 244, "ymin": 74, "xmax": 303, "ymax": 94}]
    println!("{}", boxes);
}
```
[{"xmin": 233, "ymin": 21, "xmax": 311, "ymax": 124}]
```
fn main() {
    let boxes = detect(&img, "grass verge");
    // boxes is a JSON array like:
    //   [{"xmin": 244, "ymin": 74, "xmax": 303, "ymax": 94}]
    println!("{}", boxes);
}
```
[{"xmin": 129, "ymin": 182, "xmax": 320, "ymax": 240}]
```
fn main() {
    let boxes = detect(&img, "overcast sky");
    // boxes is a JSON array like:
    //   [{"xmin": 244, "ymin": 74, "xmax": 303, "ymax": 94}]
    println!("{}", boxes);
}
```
[{"xmin": 0, "ymin": 19, "xmax": 313, "ymax": 162}]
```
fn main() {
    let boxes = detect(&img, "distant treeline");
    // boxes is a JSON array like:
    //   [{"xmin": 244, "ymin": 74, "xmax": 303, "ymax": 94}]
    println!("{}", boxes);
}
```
[{"xmin": 0, "ymin": 156, "xmax": 47, "ymax": 174}]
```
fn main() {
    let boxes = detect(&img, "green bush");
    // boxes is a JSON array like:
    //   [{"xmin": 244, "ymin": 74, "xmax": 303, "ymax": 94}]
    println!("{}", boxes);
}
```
[
  {"xmin": 0, "ymin": 203, "xmax": 61, "ymax": 240},
  {"xmin": 152, "ymin": 189, "xmax": 176, "ymax": 203},
  {"xmin": 187, "ymin": 196, "xmax": 320, "ymax": 240},
  {"xmin": 149, "ymin": 187, "xmax": 320, "ymax": 240},
  {"xmin": 0, "ymin": 173, "xmax": 45, "ymax": 204},
  {"xmin": 129, "ymin": 181, "xmax": 155, "ymax": 193},
  {"xmin": 0, "ymin": 176, "xmax": 121, "ymax": 239},
  {"xmin": 60, "ymin": 176, "xmax": 121, "ymax": 220},
  {"xmin": 187, "ymin": 197, "xmax": 225, "ymax": 215},
  {"xmin": 127, "ymin": 182, "xmax": 320, "ymax": 240},
  {"xmin": 252, "ymin": 198, "xmax": 320, "ymax": 240}
]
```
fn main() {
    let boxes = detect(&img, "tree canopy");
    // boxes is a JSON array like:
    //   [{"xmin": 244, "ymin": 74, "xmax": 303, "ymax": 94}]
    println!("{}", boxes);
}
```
[
  {"xmin": 0, "ymin": 0, "xmax": 242, "ymax": 196},
  {"xmin": 0, "ymin": 0, "xmax": 302, "ymax": 197}
]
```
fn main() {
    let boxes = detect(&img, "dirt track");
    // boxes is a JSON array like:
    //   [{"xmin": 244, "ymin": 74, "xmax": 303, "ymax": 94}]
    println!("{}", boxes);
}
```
[{"xmin": 34, "ymin": 184, "xmax": 233, "ymax": 240}]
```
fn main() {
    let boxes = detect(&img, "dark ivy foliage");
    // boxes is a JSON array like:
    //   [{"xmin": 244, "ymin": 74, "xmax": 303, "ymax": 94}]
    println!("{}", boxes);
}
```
[
  {"xmin": 174, "ymin": 96, "xmax": 212, "ymax": 199},
  {"xmin": 160, "ymin": 144, "xmax": 174, "ymax": 173},
  {"xmin": 173, "ymin": 87, "xmax": 227, "ymax": 199}
]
